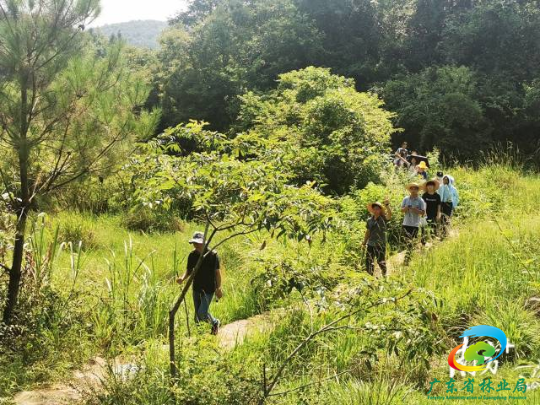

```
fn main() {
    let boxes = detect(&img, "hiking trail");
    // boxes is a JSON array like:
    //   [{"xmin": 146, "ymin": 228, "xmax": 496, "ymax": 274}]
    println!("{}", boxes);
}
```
[
  {"xmin": 13, "ymin": 229, "xmax": 459, "ymax": 404},
  {"xmin": 13, "ymin": 315, "xmax": 274, "ymax": 405}
]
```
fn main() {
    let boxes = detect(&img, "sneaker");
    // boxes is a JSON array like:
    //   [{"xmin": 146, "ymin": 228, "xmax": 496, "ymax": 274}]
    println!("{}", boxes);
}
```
[{"xmin": 211, "ymin": 320, "xmax": 220, "ymax": 335}]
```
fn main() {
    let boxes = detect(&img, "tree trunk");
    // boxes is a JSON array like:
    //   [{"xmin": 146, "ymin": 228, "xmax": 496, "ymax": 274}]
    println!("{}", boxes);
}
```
[
  {"xmin": 3, "ymin": 209, "xmax": 28, "ymax": 324},
  {"xmin": 4, "ymin": 78, "xmax": 30, "ymax": 323}
]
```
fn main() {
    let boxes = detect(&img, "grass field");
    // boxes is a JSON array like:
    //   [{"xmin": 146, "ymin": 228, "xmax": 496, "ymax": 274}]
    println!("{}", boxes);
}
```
[{"xmin": 2, "ymin": 164, "xmax": 540, "ymax": 404}]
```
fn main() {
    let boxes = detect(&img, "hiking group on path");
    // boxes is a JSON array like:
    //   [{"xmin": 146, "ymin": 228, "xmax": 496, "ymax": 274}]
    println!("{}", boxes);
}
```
[
  {"xmin": 363, "ymin": 143, "xmax": 460, "ymax": 276},
  {"xmin": 177, "ymin": 142, "xmax": 460, "ymax": 334}
]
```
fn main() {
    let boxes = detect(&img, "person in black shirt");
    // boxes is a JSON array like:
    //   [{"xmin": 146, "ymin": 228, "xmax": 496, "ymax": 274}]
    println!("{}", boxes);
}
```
[
  {"xmin": 177, "ymin": 231, "xmax": 223, "ymax": 335},
  {"xmin": 421, "ymin": 179, "xmax": 441, "ymax": 245},
  {"xmin": 362, "ymin": 199, "xmax": 392, "ymax": 276}
]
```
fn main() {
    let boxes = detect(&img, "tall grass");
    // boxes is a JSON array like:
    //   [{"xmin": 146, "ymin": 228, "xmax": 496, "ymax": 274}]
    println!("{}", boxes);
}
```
[{"xmin": 3, "ymin": 163, "xmax": 540, "ymax": 404}]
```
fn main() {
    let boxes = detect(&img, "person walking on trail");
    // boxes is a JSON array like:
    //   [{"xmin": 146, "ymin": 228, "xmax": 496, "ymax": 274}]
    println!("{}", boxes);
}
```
[
  {"xmin": 177, "ymin": 231, "xmax": 223, "ymax": 335},
  {"xmin": 416, "ymin": 161, "xmax": 429, "ymax": 180},
  {"xmin": 401, "ymin": 182, "xmax": 427, "ymax": 265},
  {"xmin": 407, "ymin": 155, "xmax": 418, "ymax": 174},
  {"xmin": 362, "ymin": 199, "xmax": 392, "ymax": 277},
  {"xmin": 394, "ymin": 142, "xmax": 409, "ymax": 168},
  {"xmin": 421, "ymin": 179, "xmax": 442, "ymax": 245},
  {"xmin": 438, "ymin": 175, "xmax": 459, "ymax": 237},
  {"xmin": 436, "ymin": 171, "xmax": 444, "ymax": 185}
]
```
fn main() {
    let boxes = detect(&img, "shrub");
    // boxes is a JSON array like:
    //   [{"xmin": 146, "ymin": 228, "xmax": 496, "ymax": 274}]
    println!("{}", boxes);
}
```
[
  {"xmin": 236, "ymin": 67, "xmax": 397, "ymax": 194},
  {"xmin": 56, "ymin": 213, "xmax": 99, "ymax": 251},
  {"xmin": 121, "ymin": 207, "xmax": 184, "ymax": 234}
]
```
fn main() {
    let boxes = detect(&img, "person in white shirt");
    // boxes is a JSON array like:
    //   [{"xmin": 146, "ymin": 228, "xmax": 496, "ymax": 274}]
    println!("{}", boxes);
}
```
[{"xmin": 401, "ymin": 182, "xmax": 427, "ymax": 265}]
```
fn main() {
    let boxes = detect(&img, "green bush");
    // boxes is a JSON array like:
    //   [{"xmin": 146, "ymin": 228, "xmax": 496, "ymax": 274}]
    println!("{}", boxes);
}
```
[
  {"xmin": 236, "ymin": 67, "xmax": 396, "ymax": 194},
  {"xmin": 121, "ymin": 207, "xmax": 184, "ymax": 234},
  {"xmin": 93, "ymin": 339, "xmax": 261, "ymax": 405},
  {"xmin": 56, "ymin": 213, "xmax": 99, "ymax": 251}
]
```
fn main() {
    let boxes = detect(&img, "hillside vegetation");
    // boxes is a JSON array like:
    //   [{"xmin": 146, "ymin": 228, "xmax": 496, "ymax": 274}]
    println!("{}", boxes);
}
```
[
  {"xmin": 2, "ymin": 162, "xmax": 540, "ymax": 404},
  {"xmin": 93, "ymin": 20, "xmax": 167, "ymax": 49},
  {"xmin": 1, "ymin": 1, "xmax": 540, "ymax": 404}
]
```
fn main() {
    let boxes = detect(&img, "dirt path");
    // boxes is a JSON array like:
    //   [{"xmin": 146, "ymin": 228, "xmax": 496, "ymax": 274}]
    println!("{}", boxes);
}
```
[
  {"xmin": 14, "ymin": 229, "xmax": 460, "ymax": 404},
  {"xmin": 376, "ymin": 228, "xmax": 460, "ymax": 277},
  {"xmin": 13, "ymin": 357, "xmax": 111, "ymax": 405},
  {"xmin": 13, "ymin": 314, "xmax": 274, "ymax": 405},
  {"xmin": 217, "ymin": 313, "xmax": 274, "ymax": 350}
]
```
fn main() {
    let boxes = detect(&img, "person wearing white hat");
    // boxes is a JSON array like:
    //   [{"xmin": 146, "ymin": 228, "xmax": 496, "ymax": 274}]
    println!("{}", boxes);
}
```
[
  {"xmin": 438, "ymin": 175, "xmax": 459, "ymax": 238},
  {"xmin": 177, "ymin": 231, "xmax": 223, "ymax": 335},
  {"xmin": 401, "ymin": 182, "xmax": 427, "ymax": 265}
]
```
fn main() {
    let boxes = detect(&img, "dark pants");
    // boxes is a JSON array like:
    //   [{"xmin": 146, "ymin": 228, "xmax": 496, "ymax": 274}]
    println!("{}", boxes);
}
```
[
  {"xmin": 403, "ymin": 226, "xmax": 419, "ymax": 264},
  {"xmin": 441, "ymin": 202, "xmax": 453, "ymax": 237},
  {"xmin": 193, "ymin": 289, "xmax": 218, "ymax": 326},
  {"xmin": 366, "ymin": 245, "xmax": 387, "ymax": 276}
]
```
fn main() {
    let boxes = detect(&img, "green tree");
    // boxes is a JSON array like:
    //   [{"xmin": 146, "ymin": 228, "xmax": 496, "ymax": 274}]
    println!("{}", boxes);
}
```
[
  {"xmin": 156, "ymin": 0, "xmax": 321, "ymax": 131},
  {"xmin": 124, "ymin": 124, "xmax": 337, "ymax": 379},
  {"xmin": 236, "ymin": 67, "xmax": 396, "ymax": 194},
  {"xmin": 296, "ymin": 0, "xmax": 381, "ymax": 87},
  {"xmin": 0, "ymin": 0, "xmax": 158, "ymax": 323},
  {"xmin": 384, "ymin": 66, "xmax": 491, "ymax": 158}
]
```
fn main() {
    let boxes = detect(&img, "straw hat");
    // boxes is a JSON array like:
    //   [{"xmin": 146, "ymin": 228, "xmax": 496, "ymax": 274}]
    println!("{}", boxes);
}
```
[
  {"xmin": 417, "ymin": 161, "xmax": 428, "ymax": 170},
  {"xmin": 406, "ymin": 182, "xmax": 422, "ymax": 192},
  {"xmin": 423, "ymin": 178, "xmax": 440, "ymax": 191},
  {"xmin": 367, "ymin": 202, "xmax": 386, "ymax": 215}
]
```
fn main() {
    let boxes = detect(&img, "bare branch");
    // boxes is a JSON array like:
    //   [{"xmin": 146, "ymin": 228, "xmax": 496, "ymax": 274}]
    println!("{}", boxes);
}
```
[
  {"xmin": 263, "ymin": 289, "xmax": 413, "ymax": 398},
  {"xmin": 211, "ymin": 227, "xmax": 260, "ymax": 251},
  {"xmin": 268, "ymin": 370, "xmax": 350, "ymax": 398}
]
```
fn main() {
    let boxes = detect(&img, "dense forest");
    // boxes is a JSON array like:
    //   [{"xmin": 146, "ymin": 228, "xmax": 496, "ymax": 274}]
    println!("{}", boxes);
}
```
[
  {"xmin": 1, "ymin": 1, "xmax": 540, "ymax": 404},
  {"xmin": 143, "ymin": 0, "xmax": 540, "ymax": 161},
  {"xmin": 93, "ymin": 20, "xmax": 167, "ymax": 49}
]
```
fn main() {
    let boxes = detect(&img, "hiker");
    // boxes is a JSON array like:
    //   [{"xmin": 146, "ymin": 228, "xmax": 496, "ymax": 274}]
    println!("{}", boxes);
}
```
[
  {"xmin": 436, "ymin": 171, "xmax": 444, "ymax": 185},
  {"xmin": 394, "ymin": 142, "xmax": 409, "ymax": 168},
  {"xmin": 438, "ymin": 175, "xmax": 459, "ymax": 237},
  {"xmin": 408, "ymin": 156, "xmax": 418, "ymax": 174},
  {"xmin": 177, "ymin": 231, "xmax": 223, "ymax": 335},
  {"xmin": 421, "ymin": 179, "xmax": 442, "ymax": 245},
  {"xmin": 416, "ymin": 161, "xmax": 429, "ymax": 180},
  {"xmin": 362, "ymin": 199, "xmax": 392, "ymax": 277},
  {"xmin": 401, "ymin": 182, "xmax": 427, "ymax": 264}
]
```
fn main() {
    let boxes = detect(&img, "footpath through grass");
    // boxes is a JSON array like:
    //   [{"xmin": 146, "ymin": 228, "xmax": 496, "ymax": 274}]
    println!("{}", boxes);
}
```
[{"xmin": 2, "ymin": 165, "xmax": 540, "ymax": 405}]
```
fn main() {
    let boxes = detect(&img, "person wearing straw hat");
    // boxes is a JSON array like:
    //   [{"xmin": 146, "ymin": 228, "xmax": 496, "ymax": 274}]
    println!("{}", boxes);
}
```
[
  {"xmin": 416, "ymin": 161, "xmax": 429, "ymax": 180},
  {"xmin": 401, "ymin": 182, "xmax": 427, "ymax": 265},
  {"xmin": 421, "ymin": 179, "xmax": 442, "ymax": 245},
  {"xmin": 362, "ymin": 198, "xmax": 392, "ymax": 276},
  {"xmin": 177, "ymin": 231, "xmax": 223, "ymax": 335}
]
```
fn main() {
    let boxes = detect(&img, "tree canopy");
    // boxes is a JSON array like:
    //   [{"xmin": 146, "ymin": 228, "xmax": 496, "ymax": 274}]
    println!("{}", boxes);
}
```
[{"xmin": 148, "ymin": 0, "xmax": 540, "ymax": 161}]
